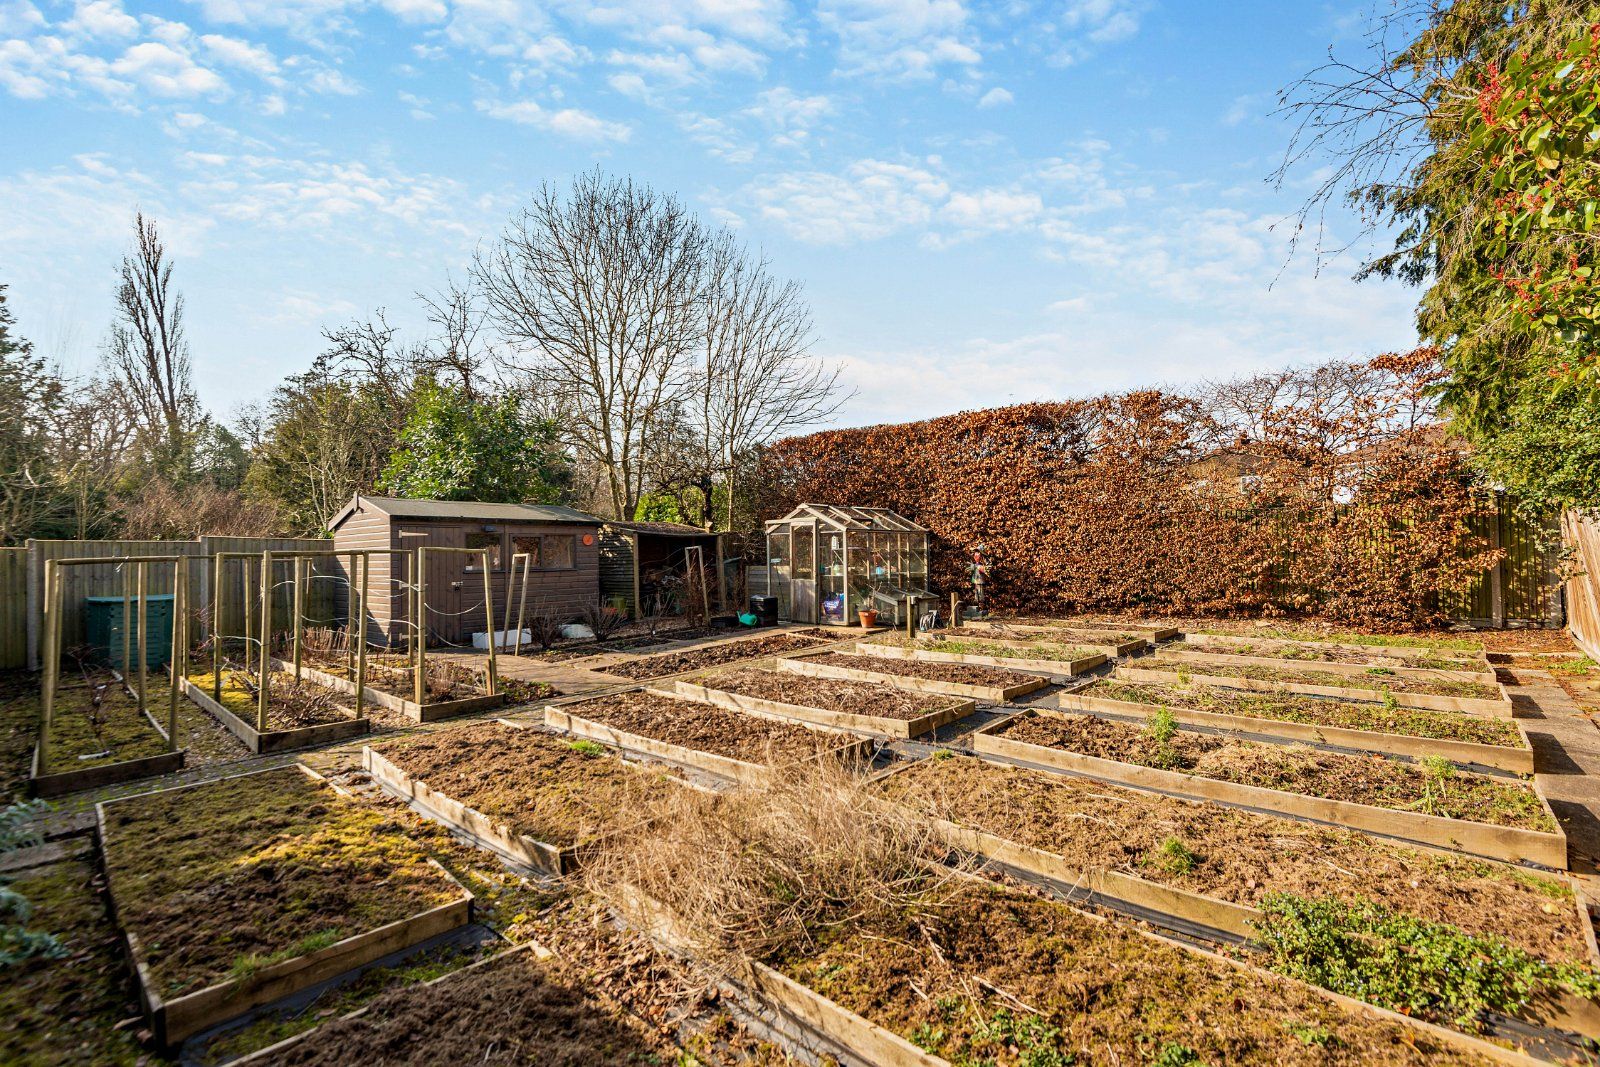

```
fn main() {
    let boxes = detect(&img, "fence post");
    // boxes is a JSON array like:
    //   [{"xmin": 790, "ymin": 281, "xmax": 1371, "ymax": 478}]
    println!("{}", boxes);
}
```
[
  {"xmin": 168, "ymin": 558, "xmax": 184, "ymax": 750},
  {"xmin": 292, "ymin": 556, "xmax": 305, "ymax": 682},
  {"xmin": 212, "ymin": 554, "xmax": 223, "ymax": 701},
  {"xmin": 135, "ymin": 561, "xmax": 148, "ymax": 716},
  {"xmin": 481, "ymin": 549, "xmax": 497, "ymax": 697},
  {"xmin": 414, "ymin": 547, "xmax": 427, "ymax": 707},
  {"xmin": 258, "ymin": 551, "xmax": 272, "ymax": 731},
  {"xmin": 39, "ymin": 560, "xmax": 58, "ymax": 773},
  {"xmin": 355, "ymin": 553, "xmax": 368, "ymax": 723}
]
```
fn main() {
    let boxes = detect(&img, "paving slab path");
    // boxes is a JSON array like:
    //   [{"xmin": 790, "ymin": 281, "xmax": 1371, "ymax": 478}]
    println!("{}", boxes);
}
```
[{"xmin": 1505, "ymin": 669, "xmax": 1600, "ymax": 912}]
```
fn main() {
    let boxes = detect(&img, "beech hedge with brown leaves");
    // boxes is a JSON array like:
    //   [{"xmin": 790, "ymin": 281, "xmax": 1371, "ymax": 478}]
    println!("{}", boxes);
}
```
[{"xmin": 752, "ymin": 352, "xmax": 1499, "ymax": 630}]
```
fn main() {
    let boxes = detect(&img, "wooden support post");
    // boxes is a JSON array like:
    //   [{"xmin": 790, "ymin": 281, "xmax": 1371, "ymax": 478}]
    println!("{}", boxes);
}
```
[
  {"xmin": 514, "ymin": 553, "xmax": 531, "ymax": 658},
  {"xmin": 39, "ymin": 560, "xmax": 59, "ymax": 773},
  {"xmin": 257, "ymin": 551, "xmax": 272, "ymax": 732},
  {"xmin": 906, "ymin": 595, "xmax": 916, "ymax": 640},
  {"xmin": 211, "ymin": 554, "xmax": 223, "ymax": 701},
  {"xmin": 950, "ymin": 593, "xmax": 960, "ymax": 629},
  {"xmin": 414, "ymin": 547, "xmax": 427, "ymax": 708},
  {"xmin": 481, "ymin": 549, "xmax": 497, "ymax": 697},
  {"xmin": 243, "ymin": 557, "xmax": 255, "ymax": 669},
  {"xmin": 135, "ymin": 561, "xmax": 148, "ymax": 716},
  {"xmin": 355, "ymin": 553, "xmax": 368, "ymax": 723},
  {"xmin": 292, "ymin": 555, "xmax": 305, "ymax": 682},
  {"xmin": 121, "ymin": 564, "xmax": 132, "ymax": 678},
  {"xmin": 346, "ymin": 554, "xmax": 356, "ymax": 680},
  {"xmin": 168, "ymin": 558, "xmax": 184, "ymax": 750}
]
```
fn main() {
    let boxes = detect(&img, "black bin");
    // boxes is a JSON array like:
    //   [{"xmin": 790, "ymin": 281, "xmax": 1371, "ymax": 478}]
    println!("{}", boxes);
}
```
[{"xmin": 748, "ymin": 595, "xmax": 778, "ymax": 626}]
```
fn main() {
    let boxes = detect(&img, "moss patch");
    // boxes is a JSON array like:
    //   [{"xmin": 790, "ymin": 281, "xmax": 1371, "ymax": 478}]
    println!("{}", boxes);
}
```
[
  {"xmin": 101, "ymin": 767, "xmax": 462, "ymax": 999},
  {"xmin": 186, "ymin": 668, "xmax": 356, "ymax": 728},
  {"xmin": 39, "ymin": 672, "xmax": 171, "ymax": 774}
]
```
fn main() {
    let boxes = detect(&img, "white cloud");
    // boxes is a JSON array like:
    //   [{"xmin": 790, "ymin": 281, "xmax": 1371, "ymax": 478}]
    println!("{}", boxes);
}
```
[
  {"xmin": 743, "ymin": 86, "xmax": 832, "ymax": 146},
  {"xmin": 198, "ymin": 33, "xmax": 277, "ymax": 77},
  {"xmin": 941, "ymin": 188, "xmax": 1041, "ymax": 231},
  {"xmin": 818, "ymin": 0, "xmax": 981, "ymax": 80},
  {"xmin": 475, "ymin": 96, "xmax": 631, "ymax": 141},
  {"xmin": 0, "ymin": 1, "xmax": 46, "ymax": 35},
  {"xmin": 111, "ymin": 41, "xmax": 227, "ymax": 97},
  {"xmin": 751, "ymin": 159, "xmax": 950, "ymax": 243},
  {"xmin": 63, "ymin": 0, "xmax": 138, "ymax": 39},
  {"xmin": 976, "ymin": 86, "xmax": 1011, "ymax": 108}
]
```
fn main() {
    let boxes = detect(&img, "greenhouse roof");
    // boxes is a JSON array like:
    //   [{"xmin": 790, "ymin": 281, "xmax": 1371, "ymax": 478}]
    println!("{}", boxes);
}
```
[{"xmin": 766, "ymin": 504, "xmax": 928, "ymax": 532}]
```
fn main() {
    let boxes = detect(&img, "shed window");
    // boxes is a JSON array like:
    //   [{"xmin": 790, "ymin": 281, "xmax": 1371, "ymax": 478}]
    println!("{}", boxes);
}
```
[
  {"xmin": 465, "ymin": 531, "xmax": 503, "ymax": 570},
  {"xmin": 513, "ymin": 533, "xmax": 577, "ymax": 570}
]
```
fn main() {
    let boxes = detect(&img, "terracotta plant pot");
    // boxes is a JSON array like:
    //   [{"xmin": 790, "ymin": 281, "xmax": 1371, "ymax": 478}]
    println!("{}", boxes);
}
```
[{"xmin": 858, "ymin": 609, "xmax": 879, "ymax": 628}]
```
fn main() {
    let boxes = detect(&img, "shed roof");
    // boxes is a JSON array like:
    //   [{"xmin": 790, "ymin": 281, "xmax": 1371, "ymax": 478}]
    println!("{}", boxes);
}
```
[
  {"xmin": 328, "ymin": 494, "xmax": 603, "ymax": 531},
  {"xmin": 765, "ymin": 504, "xmax": 928, "ymax": 532}
]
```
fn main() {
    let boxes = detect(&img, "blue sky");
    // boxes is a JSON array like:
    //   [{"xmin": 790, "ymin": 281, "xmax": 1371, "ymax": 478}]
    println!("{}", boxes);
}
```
[{"xmin": 0, "ymin": 0, "xmax": 1418, "ymax": 430}]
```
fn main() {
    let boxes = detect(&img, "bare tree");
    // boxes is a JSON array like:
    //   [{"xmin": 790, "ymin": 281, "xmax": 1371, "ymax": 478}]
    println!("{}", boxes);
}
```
[
  {"xmin": 473, "ymin": 170, "xmax": 709, "ymax": 520},
  {"xmin": 103, "ymin": 212, "xmax": 201, "ymax": 472}
]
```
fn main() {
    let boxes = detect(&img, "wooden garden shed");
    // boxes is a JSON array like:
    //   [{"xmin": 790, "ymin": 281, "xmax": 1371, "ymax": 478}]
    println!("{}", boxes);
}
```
[
  {"xmin": 328, "ymin": 495, "xmax": 604, "ymax": 648},
  {"xmin": 598, "ymin": 521, "xmax": 730, "ymax": 618}
]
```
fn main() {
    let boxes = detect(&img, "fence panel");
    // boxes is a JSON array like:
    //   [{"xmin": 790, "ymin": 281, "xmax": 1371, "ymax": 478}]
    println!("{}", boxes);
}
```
[
  {"xmin": 0, "ymin": 548, "xmax": 25, "ymax": 669},
  {"xmin": 1564, "ymin": 512, "xmax": 1600, "ymax": 659}
]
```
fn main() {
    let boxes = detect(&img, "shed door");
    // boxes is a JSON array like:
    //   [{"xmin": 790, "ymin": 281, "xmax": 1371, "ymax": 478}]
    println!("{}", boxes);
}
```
[
  {"xmin": 407, "ymin": 527, "xmax": 469, "ymax": 647},
  {"xmin": 791, "ymin": 522, "xmax": 817, "ymax": 623}
]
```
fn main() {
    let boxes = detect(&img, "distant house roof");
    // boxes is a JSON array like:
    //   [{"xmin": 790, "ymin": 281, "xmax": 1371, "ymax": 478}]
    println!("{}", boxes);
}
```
[
  {"xmin": 327, "ymin": 494, "xmax": 603, "ymax": 531},
  {"xmin": 604, "ymin": 520, "xmax": 718, "ymax": 538}
]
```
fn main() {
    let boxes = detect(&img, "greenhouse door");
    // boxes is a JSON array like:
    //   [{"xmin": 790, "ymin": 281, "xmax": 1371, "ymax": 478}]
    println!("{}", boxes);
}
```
[{"xmin": 791, "ymin": 522, "xmax": 817, "ymax": 622}]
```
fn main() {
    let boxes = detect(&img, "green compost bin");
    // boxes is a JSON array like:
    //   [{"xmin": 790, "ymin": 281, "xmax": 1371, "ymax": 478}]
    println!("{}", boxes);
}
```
[{"xmin": 84, "ymin": 594, "xmax": 174, "ymax": 671}]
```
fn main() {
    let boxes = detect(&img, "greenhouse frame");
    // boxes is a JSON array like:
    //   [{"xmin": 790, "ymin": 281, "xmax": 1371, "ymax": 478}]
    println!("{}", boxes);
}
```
[{"xmin": 763, "ymin": 504, "xmax": 934, "ymax": 626}]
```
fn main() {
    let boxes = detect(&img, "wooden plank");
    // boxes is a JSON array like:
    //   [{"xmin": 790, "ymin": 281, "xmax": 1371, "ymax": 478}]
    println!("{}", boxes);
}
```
[
  {"xmin": 970, "ymin": 710, "xmax": 1567, "ymax": 869},
  {"xmin": 95, "ymin": 764, "xmax": 472, "ymax": 1048},
  {"xmin": 1564, "ymin": 511, "xmax": 1600, "ymax": 660},
  {"xmin": 852, "ymin": 640, "xmax": 1106, "ymax": 678},
  {"xmin": 180, "ymin": 678, "xmax": 370, "ymax": 754},
  {"xmin": 543, "ymin": 704, "xmax": 872, "ymax": 787},
  {"xmin": 1054, "ymin": 691, "xmax": 1535, "ymax": 774},
  {"xmin": 1116, "ymin": 665, "xmax": 1513, "ymax": 718},
  {"xmin": 29, "ymin": 744, "xmax": 185, "ymax": 798},
  {"xmin": 668, "ymin": 679, "xmax": 975, "ymax": 739},
  {"xmin": 1166, "ymin": 643, "xmax": 1495, "ymax": 685},
  {"xmin": 775, "ymin": 654, "xmax": 1046, "ymax": 703},
  {"xmin": 949, "ymin": 625, "xmax": 1145, "ymax": 657},
  {"xmin": 0, "ymin": 548, "xmax": 26, "ymax": 669}
]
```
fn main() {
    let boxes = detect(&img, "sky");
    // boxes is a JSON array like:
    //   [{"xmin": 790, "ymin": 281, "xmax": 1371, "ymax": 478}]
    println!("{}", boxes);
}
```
[{"xmin": 0, "ymin": 0, "xmax": 1419, "ymax": 431}]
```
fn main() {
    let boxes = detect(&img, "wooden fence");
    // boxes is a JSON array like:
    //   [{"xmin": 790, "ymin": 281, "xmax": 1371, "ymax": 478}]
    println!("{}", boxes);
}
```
[
  {"xmin": 0, "ymin": 549, "xmax": 25, "ymax": 669},
  {"xmin": 1443, "ymin": 504, "xmax": 1565, "ymax": 628},
  {"xmin": 17, "ymin": 536, "xmax": 338, "ymax": 670},
  {"xmin": 1564, "ymin": 511, "xmax": 1600, "ymax": 659}
]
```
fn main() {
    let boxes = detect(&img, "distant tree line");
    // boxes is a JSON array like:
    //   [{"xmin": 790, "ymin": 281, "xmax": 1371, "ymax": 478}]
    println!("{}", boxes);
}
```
[{"xmin": 0, "ymin": 170, "xmax": 844, "ymax": 543}]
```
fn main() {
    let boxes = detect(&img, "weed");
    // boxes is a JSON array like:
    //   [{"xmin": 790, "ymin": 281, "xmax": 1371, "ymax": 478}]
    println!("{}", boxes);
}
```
[
  {"xmin": 1364, "ymin": 666, "xmax": 1395, "ymax": 677},
  {"xmin": 1416, "ymin": 755, "xmax": 1455, "ymax": 817},
  {"xmin": 1150, "ymin": 1043, "xmax": 1202, "ymax": 1066},
  {"xmin": 932, "ymin": 749, "xmax": 954, "ymax": 761},
  {"xmin": 1380, "ymin": 686, "xmax": 1399, "ymax": 711},
  {"xmin": 1256, "ymin": 893, "xmax": 1600, "ymax": 1028},
  {"xmin": 968, "ymin": 1010, "xmax": 1073, "ymax": 1067},
  {"xmin": 229, "ymin": 928, "xmax": 344, "ymax": 982},
  {"xmin": 1144, "ymin": 707, "xmax": 1180, "ymax": 769},
  {"xmin": 1283, "ymin": 1020, "xmax": 1333, "ymax": 1046},
  {"xmin": 567, "ymin": 739, "xmax": 608, "ymax": 757},
  {"xmin": 1551, "ymin": 656, "xmax": 1597, "ymax": 677},
  {"xmin": 1144, "ymin": 836, "xmax": 1199, "ymax": 875},
  {"xmin": 909, "ymin": 1023, "xmax": 947, "ymax": 1052}
]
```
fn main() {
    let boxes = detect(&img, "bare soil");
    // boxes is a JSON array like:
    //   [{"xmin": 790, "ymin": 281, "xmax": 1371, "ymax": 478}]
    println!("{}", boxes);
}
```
[
  {"xmin": 558, "ymin": 690, "xmax": 844, "ymax": 764},
  {"xmin": 992, "ymin": 711, "xmax": 1554, "ymax": 831},
  {"xmin": 36, "ymin": 668, "xmax": 170, "ymax": 773},
  {"xmin": 808, "ymin": 651, "xmax": 1029, "ymax": 688},
  {"xmin": 1178, "ymin": 620, "xmax": 1486, "ymax": 653},
  {"xmin": 607, "ymin": 633, "xmax": 831, "ymax": 680},
  {"xmin": 260, "ymin": 948, "xmax": 677, "ymax": 1066},
  {"xmin": 698, "ymin": 666, "xmax": 963, "ymax": 721},
  {"xmin": 1141, "ymin": 654, "xmax": 1502, "ymax": 700},
  {"xmin": 1477, "ymin": 629, "xmax": 1582, "ymax": 655},
  {"xmin": 372, "ymin": 722, "xmax": 678, "ymax": 847},
  {"xmin": 100, "ymin": 767, "xmax": 462, "ymax": 999},
  {"xmin": 1183, "ymin": 639, "xmax": 1480, "ymax": 671},
  {"xmin": 774, "ymin": 880, "xmax": 1489, "ymax": 1065},
  {"xmin": 1082, "ymin": 679, "xmax": 1523, "ymax": 748},
  {"xmin": 306, "ymin": 651, "xmax": 485, "ymax": 704},
  {"xmin": 880, "ymin": 755, "xmax": 1586, "ymax": 963}
]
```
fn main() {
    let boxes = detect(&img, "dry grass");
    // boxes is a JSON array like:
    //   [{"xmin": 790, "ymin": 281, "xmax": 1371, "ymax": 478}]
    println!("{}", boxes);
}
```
[{"xmin": 579, "ymin": 757, "xmax": 969, "ymax": 971}]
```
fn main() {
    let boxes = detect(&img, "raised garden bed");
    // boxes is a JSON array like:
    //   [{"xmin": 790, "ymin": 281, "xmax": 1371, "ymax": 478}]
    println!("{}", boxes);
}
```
[
  {"xmin": 96, "ymin": 764, "xmax": 472, "ymax": 1047},
  {"xmin": 182, "ymin": 668, "xmax": 370, "ymax": 754},
  {"xmin": 1186, "ymin": 622, "xmax": 1487, "ymax": 655},
  {"xmin": 365, "ymin": 721, "xmax": 678, "ymax": 874},
  {"xmin": 543, "ymin": 689, "xmax": 871, "ymax": 786},
  {"xmin": 777, "ymin": 650, "xmax": 1048, "ymax": 702},
  {"xmin": 671, "ymin": 666, "xmax": 975, "ymax": 739},
  {"xmin": 994, "ymin": 615, "xmax": 1182, "ymax": 641},
  {"xmin": 605, "ymin": 632, "xmax": 834, "ymax": 680},
  {"xmin": 297, "ymin": 653, "xmax": 508, "ymax": 723},
  {"xmin": 30, "ymin": 669, "xmax": 183, "ymax": 797},
  {"xmin": 233, "ymin": 943, "xmax": 687, "ymax": 1065},
  {"xmin": 973, "ymin": 709, "xmax": 1565, "ymax": 867},
  {"xmin": 1122, "ymin": 658, "xmax": 1511, "ymax": 717},
  {"xmin": 947, "ymin": 623, "xmax": 1146, "ymax": 657},
  {"xmin": 875, "ymin": 755, "xmax": 1593, "ymax": 965},
  {"xmin": 1061, "ymin": 678, "xmax": 1533, "ymax": 774},
  {"xmin": 1170, "ymin": 639, "xmax": 1496, "ymax": 684},
  {"xmin": 760, "ymin": 878, "xmax": 1531, "ymax": 1066},
  {"xmin": 859, "ymin": 634, "xmax": 1107, "ymax": 676}
]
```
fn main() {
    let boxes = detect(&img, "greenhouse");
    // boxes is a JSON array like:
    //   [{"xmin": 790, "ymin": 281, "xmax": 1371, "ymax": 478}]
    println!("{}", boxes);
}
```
[{"xmin": 762, "ymin": 504, "xmax": 933, "ymax": 626}]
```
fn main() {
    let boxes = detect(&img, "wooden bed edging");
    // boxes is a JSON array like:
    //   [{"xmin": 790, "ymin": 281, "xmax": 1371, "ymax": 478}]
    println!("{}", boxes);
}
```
[
  {"xmin": 921, "ymin": 629, "xmax": 1145, "ymax": 659},
  {"xmin": 29, "ymin": 742, "xmax": 184, "ymax": 798},
  {"xmin": 1184, "ymin": 631, "xmax": 1491, "ymax": 670},
  {"xmin": 364, "ymin": 745, "xmax": 574, "ymax": 875},
  {"xmin": 1116, "ymin": 664, "xmax": 1514, "ymax": 719},
  {"xmin": 962, "ymin": 620, "xmax": 1159, "ymax": 649},
  {"xmin": 544, "ymin": 702, "xmax": 873, "ymax": 787},
  {"xmin": 669, "ymin": 679, "xmax": 975, "ymax": 740},
  {"xmin": 95, "ymin": 764, "xmax": 473, "ymax": 1048},
  {"xmin": 273, "ymin": 659, "xmax": 508, "ymax": 722},
  {"xmin": 1164, "ymin": 644, "xmax": 1497, "ymax": 685},
  {"xmin": 1054, "ymin": 690, "xmax": 1535, "ymax": 775},
  {"xmin": 852, "ymin": 641, "xmax": 1107, "ymax": 678},
  {"xmin": 180, "ymin": 678, "xmax": 370, "ymax": 754},
  {"xmin": 775, "ymin": 654, "xmax": 1046, "ymax": 703},
  {"xmin": 970, "ymin": 711, "xmax": 1567, "ymax": 869}
]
